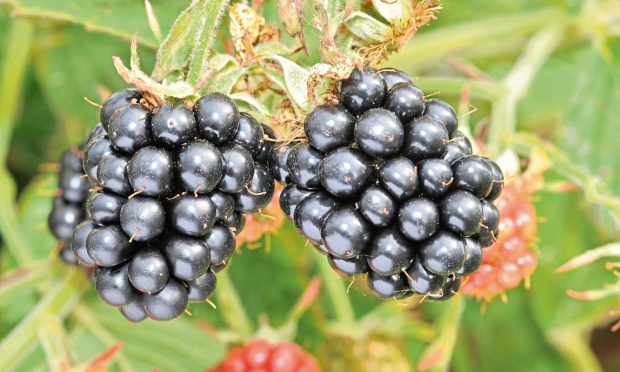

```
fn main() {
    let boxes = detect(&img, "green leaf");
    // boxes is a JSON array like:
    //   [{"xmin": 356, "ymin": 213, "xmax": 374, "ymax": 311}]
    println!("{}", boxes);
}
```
[
  {"xmin": 254, "ymin": 41, "xmax": 296, "ymax": 56},
  {"xmin": 230, "ymin": 92, "xmax": 270, "ymax": 116},
  {"xmin": 344, "ymin": 11, "xmax": 390, "ymax": 44},
  {"xmin": 262, "ymin": 54, "xmax": 311, "ymax": 111},
  {"xmin": 0, "ymin": 0, "xmax": 189, "ymax": 49},
  {"xmin": 0, "ymin": 18, "xmax": 35, "ymax": 264},
  {"xmin": 371, "ymin": 0, "xmax": 411, "ymax": 26},
  {"xmin": 152, "ymin": 0, "xmax": 231, "ymax": 85},
  {"xmin": 16, "ymin": 174, "xmax": 60, "ymax": 261},
  {"xmin": 73, "ymin": 301, "xmax": 226, "ymax": 370},
  {"xmin": 33, "ymin": 25, "xmax": 146, "ymax": 143},
  {"xmin": 200, "ymin": 66, "xmax": 245, "ymax": 96},
  {"xmin": 0, "ymin": 261, "xmax": 57, "ymax": 303}
]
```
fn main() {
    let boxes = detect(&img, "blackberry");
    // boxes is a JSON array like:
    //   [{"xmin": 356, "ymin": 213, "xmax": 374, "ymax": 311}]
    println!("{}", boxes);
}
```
[
  {"xmin": 100, "ymin": 89, "xmax": 141, "ymax": 131},
  {"xmin": 169, "ymin": 195, "xmax": 216, "ymax": 237},
  {"xmin": 151, "ymin": 102, "xmax": 196, "ymax": 148},
  {"xmin": 108, "ymin": 104, "xmax": 152, "ymax": 153},
  {"xmin": 339, "ymin": 67, "xmax": 386, "ymax": 116},
  {"xmin": 178, "ymin": 140, "xmax": 224, "ymax": 194},
  {"xmin": 48, "ymin": 145, "xmax": 90, "ymax": 267},
  {"xmin": 86, "ymin": 191, "xmax": 125, "ymax": 225},
  {"xmin": 279, "ymin": 67, "xmax": 504, "ymax": 302},
  {"xmin": 304, "ymin": 104, "xmax": 355, "ymax": 152},
  {"xmin": 51, "ymin": 90, "xmax": 272, "ymax": 321},
  {"xmin": 318, "ymin": 147, "xmax": 374, "ymax": 198},
  {"xmin": 354, "ymin": 108, "xmax": 404, "ymax": 158},
  {"xmin": 287, "ymin": 143, "xmax": 323, "ymax": 189},
  {"xmin": 321, "ymin": 205, "xmax": 371, "ymax": 258}
]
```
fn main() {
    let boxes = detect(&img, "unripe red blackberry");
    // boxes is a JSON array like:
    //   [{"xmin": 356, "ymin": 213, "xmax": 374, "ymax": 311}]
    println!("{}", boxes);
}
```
[
  {"xmin": 461, "ymin": 177, "xmax": 538, "ymax": 302},
  {"xmin": 207, "ymin": 339, "xmax": 319, "ymax": 372}
]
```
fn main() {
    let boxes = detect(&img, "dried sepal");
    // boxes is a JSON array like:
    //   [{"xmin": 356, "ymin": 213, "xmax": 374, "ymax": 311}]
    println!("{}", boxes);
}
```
[
  {"xmin": 307, "ymin": 57, "xmax": 356, "ymax": 107},
  {"xmin": 229, "ymin": 3, "xmax": 281, "ymax": 64},
  {"xmin": 278, "ymin": 0, "xmax": 307, "ymax": 54},
  {"xmin": 358, "ymin": 0, "xmax": 442, "ymax": 66}
]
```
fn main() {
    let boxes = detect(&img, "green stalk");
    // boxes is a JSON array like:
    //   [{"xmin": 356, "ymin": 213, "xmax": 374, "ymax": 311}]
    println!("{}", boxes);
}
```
[
  {"xmin": 0, "ymin": 18, "xmax": 35, "ymax": 264},
  {"xmin": 414, "ymin": 77, "xmax": 505, "ymax": 102},
  {"xmin": 0, "ymin": 260, "xmax": 58, "ymax": 301},
  {"xmin": 418, "ymin": 295, "xmax": 465, "ymax": 372},
  {"xmin": 387, "ymin": 8, "xmax": 566, "ymax": 66},
  {"xmin": 71, "ymin": 304, "xmax": 133, "ymax": 372},
  {"xmin": 215, "ymin": 269, "xmax": 254, "ymax": 339},
  {"xmin": 0, "ymin": 269, "xmax": 82, "ymax": 371},
  {"xmin": 314, "ymin": 253, "xmax": 355, "ymax": 323},
  {"xmin": 38, "ymin": 315, "xmax": 74, "ymax": 372},
  {"xmin": 277, "ymin": 224, "xmax": 355, "ymax": 323},
  {"xmin": 487, "ymin": 24, "xmax": 565, "ymax": 153},
  {"xmin": 547, "ymin": 325, "xmax": 603, "ymax": 372}
]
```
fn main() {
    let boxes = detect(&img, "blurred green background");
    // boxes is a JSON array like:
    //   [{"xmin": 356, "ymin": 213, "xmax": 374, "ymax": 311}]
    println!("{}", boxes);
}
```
[{"xmin": 0, "ymin": 0, "xmax": 619, "ymax": 371}]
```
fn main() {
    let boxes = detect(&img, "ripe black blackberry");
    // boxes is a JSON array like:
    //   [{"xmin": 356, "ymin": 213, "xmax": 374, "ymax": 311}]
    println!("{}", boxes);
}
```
[
  {"xmin": 273, "ymin": 67, "xmax": 504, "ymax": 302},
  {"xmin": 68, "ymin": 90, "xmax": 275, "ymax": 322},
  {"xmin": 48, "ymin": 144, "xmax": 92, "ymax": 267}
]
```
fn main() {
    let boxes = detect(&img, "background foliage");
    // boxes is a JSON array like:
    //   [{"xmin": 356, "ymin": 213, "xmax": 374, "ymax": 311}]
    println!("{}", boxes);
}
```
[{"xmin": 0, "ymin": 0, "xmax": 619, "ymax": 371}]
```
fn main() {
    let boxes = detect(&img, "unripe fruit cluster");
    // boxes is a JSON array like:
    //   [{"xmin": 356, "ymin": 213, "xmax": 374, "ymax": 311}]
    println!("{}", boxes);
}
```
[
  {"xmin": 58, "ymin": 89, "xmax": 275, "ymax": 321},
  {"xmin": 461, "ymin": 179, "xmax": 537, "ymax": 301},
  {"xmin": 208, "ymin": 339, "xmax": 319, "ymax": 372},
  {"xmin": 274, "ymin": 67, "xmax": 504, "ymax": 301}
]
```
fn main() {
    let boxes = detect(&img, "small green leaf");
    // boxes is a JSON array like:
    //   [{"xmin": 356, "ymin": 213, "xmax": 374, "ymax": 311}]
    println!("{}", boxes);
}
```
[
  {"xmin": 254, "ymin": 41, "xmax": 296, "ymax": 56},
  {"xmin": 230, "ymin": 92, "xmax": 270, "ymax": 116},
  {"xmin": 152, "ymin": 0, "xmax": 231, "ymax": 84},
  {"xmin": 262, "ymin": 54, "xmax": 311, "ymax": 111},
  {"xmin": 0, "ymin": 0, "xmax": 189, "ymax": 49},
  {"xmin": 371, "ymin": 0, "xmax": 411, "ymax": 26},
  {"xmin": 344, "ymin": 11, "xmax": 391, "ymax": 44},
  {"xmin": 200, "ymin": 66, "xmax": 245, "ymax": 96},
  {"xmin": 208, "ymin": 53, "xmax": 238, "ymax": 71}
]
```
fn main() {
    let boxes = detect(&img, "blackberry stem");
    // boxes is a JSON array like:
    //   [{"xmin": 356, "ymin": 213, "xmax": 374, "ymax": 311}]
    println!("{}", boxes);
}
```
[
  {"xmin": 314, "ymin": 252, "xmax": 355, "ymax": 323},
  {"xmin": 215, "ymin": 269, "xmax": 254, "ymax": 339}
]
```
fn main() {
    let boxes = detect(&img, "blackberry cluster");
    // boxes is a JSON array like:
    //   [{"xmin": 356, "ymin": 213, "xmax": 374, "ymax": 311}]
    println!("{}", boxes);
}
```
[
  {"xmin": 71, "ymin": 89, "xmax": 274, "ymax": 322},
  {"xmin": 274, "ymin": 67, "xmax": 504, "ymax": 301},
  {"xmin": 48, "ymin": 144, "xmax": 92, "ymax": 266}
]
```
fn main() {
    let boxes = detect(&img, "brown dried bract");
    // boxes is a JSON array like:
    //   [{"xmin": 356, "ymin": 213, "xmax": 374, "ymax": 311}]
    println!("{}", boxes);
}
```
[
  {"xmin": 258, "ymin": 24, "xmax": 281, "ymax": 43},
  {"xmin": 230, "ymin": 3, "xmax": 281, "ymax": 63},
  {"xmin": 307, "ymin": 57, "xmax": 356, "ymax": 107},
  {"xmin": 272, "ymin": 100, "xmax": 306, "ymax": 144},
  {"xmin": 359, "ymin": 0, "xmax": 442, "ymax": 66}
]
